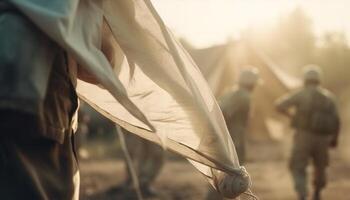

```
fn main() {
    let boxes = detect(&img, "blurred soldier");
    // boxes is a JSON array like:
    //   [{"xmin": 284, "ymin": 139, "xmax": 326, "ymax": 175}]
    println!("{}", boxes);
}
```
[
  {"xmin": 220, "ymin": 68, "xmax": 260, "ymax": 164},
  {"xmin": 0, "ymin": 3, "xmax": 114, "ymax": 199},
  {"xmin": 121, "ymin": 128, "xmax": 165, "ymax": 197},
  {"xmin": 275, "ymin": 65, "xmax": 340, "ymax": 200},
  {"xmin": 206, "ymin": 68, "xmax": 259, "ymax": 200},
  {"xmin": 76, "ymin": 102, "xmax": 91, "ymax": 159}
]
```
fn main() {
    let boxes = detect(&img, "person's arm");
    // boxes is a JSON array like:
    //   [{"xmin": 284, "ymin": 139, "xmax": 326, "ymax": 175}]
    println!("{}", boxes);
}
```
[
  {"xmin": 77, "ymin": 65, "xmax": 100, "ymax": 84},
  {"xmin": 218, "ymin": 93, "xmax": 232, "ymax": 119},
  {"xmin": 77, "ymin": 21, "xmax": 116, "ymax": 84},
  {"xmin": 275, "ymin": 91, "xmax": 299, "ymax": 118},
  {"xmin": 219, "ymin": 92, "xmax": 241, "ymax": 120},
  {"xmin": 329, "ymin": 99, "xmax": 341, "ymax": 148}
]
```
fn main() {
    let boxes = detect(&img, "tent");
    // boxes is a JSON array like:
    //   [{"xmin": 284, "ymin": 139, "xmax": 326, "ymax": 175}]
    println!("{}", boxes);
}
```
[{"xmin": 186, "ymin": 40, "xmax": 301, "ymax": 140}]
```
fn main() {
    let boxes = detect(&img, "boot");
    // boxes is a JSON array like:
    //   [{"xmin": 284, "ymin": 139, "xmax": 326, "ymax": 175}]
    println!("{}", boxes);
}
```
[
  {"xmin": 313, "ymin": 188, "xmax": 321, "ymax": 200},
  {"xmin": 299, "ymin": 194, "xmax": 306, "ymax": 200},
  {"xmin": 140, "ymin": 185, "xmax": 159, "ymax": 197}
]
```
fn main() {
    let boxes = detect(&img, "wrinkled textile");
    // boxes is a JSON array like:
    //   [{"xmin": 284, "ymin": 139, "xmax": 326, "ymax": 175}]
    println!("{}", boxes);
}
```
[
  {"xmin": 80, "ymin": 0, "xmax": 242, "ymax": 190},
  {"xmin": 10, "ymin": 0, "xmax": 153, "ymax": 131},
  {"xmin": 10, "ymin": 0, "xmax": 250, "ymax": 197}
]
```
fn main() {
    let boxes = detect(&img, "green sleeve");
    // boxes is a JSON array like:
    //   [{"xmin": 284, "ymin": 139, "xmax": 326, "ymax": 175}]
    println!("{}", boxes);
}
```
[{"xmin": 275, "ymin": 91, "xmax": 300, "ymax": 114}]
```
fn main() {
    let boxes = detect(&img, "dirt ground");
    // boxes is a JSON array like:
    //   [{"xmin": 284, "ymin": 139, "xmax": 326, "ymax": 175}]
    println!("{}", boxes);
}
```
[{"xmin": 79, "ymin": 139, "xmax": 350, "ymax": 200}]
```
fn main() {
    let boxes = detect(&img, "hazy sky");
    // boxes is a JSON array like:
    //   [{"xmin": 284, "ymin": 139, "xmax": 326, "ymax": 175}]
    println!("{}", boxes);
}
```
[{"xmin": 152, "ymin": 0, "xmax": 349, "ymax": 48}]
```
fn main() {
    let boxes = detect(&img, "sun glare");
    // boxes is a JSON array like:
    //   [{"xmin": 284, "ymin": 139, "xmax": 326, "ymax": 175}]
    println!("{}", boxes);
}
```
[{"xmin": 152, "ymin": 0, "xmax": 350, "ymax": 48}]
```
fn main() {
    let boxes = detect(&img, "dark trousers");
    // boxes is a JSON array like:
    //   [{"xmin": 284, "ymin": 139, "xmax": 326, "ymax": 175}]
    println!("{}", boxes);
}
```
[{"xmin": 0, "ymin": 112, "xmax": 79, "ymax": 200}]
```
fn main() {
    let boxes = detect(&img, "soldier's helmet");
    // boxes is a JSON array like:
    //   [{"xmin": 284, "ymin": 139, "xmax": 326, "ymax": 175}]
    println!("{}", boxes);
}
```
[
  {"xmin": 303, "ymin": 64, "xmax": 322, "ymax": 83},
  {"xmin": 238, "ymin": 67, "xmax": 259, "ymax": 87}
]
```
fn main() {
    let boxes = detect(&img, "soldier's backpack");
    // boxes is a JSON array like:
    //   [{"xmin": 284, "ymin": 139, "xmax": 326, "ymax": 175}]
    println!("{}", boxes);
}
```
[{"xmin": 308, "ymin": 91, "xmax": 340, "ymax": 135}]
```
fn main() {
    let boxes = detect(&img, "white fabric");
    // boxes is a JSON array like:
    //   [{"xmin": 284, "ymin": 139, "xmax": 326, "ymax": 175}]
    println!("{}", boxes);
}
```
[
  {"xmin": 10, "ymin": 0, "xmax": 249, "ymax": 197},
  {"xmin": 216, "ymin": 167, "xmax": 251, "ymax": 199},
  {"xmin": 10, "ymin": 0, "xmax": 153, "ymax": 130}
]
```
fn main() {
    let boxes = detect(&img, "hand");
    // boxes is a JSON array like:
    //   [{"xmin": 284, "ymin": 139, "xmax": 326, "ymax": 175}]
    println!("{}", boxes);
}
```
[
  {"xmin": 77, "ymin": 65, "xmax": 100, "ymax": 84},
  {"xmin": 284, "ymin": 111, "xmax": 293, "ymax": 118},
  {"xmin": 77, "ymin": 21, "xmax": 117, "ymax": 85}
]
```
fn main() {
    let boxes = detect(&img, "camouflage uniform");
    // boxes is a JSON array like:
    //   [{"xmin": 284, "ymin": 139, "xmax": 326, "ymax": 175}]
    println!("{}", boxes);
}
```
[
  {"xmin": 206, "ymin": 68, "xmax": 258, "ymax": 200},
  {"xmin": 122, "ymin": 129, "xmax": 165, "ymax": 192},
  {"xmin": 0, "ymin": 4, "xmax": 79, "ymax": 200},
  {"xmin": 276, "ymin": 85, "xmax": 340, "ymax": 199},
  {"xmin": 219, "ymin": 87, "xmax": 251, "ymax": 164}
]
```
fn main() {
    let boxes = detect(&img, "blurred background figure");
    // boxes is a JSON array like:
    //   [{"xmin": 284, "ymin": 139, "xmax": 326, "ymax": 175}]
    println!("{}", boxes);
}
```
[
  {"xmin": 75, "ymin": 103, "xmax": 117, "ymax": 160},
  {"xmin": 76, "ymin": 102, "xmax": 91, "ymax": 159},
  {"xmin": 220, "ymin": 68, "xmax": 260, "ymax": 164},
  {"xmin": 206, "ymin": 68, "xmax": 259, "ymax": 200},
  {"xmin": 119, "ymin": 128, "xmax": 165, "ymax": 198},
  {"xmin": 275, "ymin": 65, "xmax": 340, "ymax": 200},
  {"xmin": 74, "ymin": 103, "xmax": 165, "ymax": 198}
]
